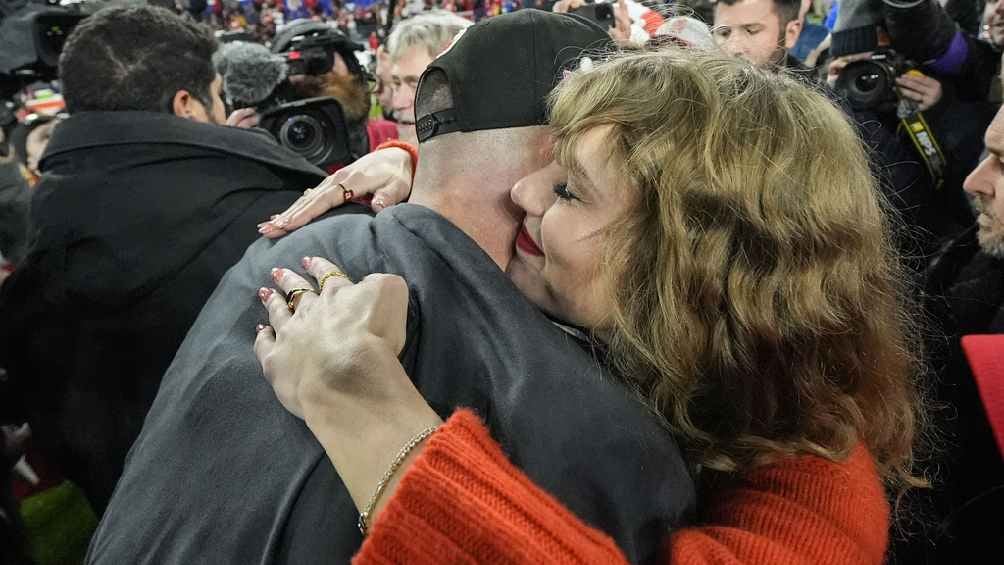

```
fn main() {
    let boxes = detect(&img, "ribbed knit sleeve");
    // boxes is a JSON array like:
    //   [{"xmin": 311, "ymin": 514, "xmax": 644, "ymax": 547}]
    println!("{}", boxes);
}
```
[
  {"xmin": 668, "ymin": 444, "xmax": 889, "ymax": 565},
  {"xmin": 353, "ymin": 410, "xmax": 890, "ymax": 565},
  {"xmin": 352, "ymin": 409, "xmax": 625, "ymax": 565}
]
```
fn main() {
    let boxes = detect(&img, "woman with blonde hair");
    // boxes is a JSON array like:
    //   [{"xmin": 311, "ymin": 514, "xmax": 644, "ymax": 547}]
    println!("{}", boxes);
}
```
[{"xmin": 254, "ymin": 49, "xmax": 926, "ymax": 563}]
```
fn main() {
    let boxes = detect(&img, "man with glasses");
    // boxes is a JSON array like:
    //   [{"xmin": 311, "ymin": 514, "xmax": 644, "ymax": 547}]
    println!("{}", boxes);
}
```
[{"xmin": 385, "ymin": 11, "xmax": 472, "ymax": 145}]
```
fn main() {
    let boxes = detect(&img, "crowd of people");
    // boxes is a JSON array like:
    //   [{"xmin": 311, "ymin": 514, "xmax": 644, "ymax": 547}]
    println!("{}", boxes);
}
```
[{"xmin": 1, "ymin": 0, "xmax": 1003, "ymax": 564}]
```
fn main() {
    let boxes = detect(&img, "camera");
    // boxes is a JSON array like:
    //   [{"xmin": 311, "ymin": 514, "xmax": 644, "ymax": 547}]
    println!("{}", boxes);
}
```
[
  {"xmin": 833, "ymin": 49, "xmax": 912, "ymax": 113},
  {"xmin": 262, "ymin": 24, "xmax": 367, "ymax": 170},
  {"xmin": 219, "ymin": 23, "xmax": 368, "ymax": 171},
  {"xmin": 572, "ymin": 1, "xmax": 614, "ymax": 28},
  {"xmin": 258, "ymin": 96, "xmax": 353, "ymax": 171},
  {"xmin": 271, "ymin": 21, "xmax": 367, "ymax": 79},
  {"xmin": 0, "ymin": 2, "xmax": 89, "ymax": 99}
]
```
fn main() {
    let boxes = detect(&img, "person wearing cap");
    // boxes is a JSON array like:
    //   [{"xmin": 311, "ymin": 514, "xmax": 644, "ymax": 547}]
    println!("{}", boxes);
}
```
[
  {"xmin": 252, "ymin": 48, "xmax": 918, "ymax": 564},
  {"xmin": 87, "ymin": 11, "xmax": 694, "ymax": 564}
]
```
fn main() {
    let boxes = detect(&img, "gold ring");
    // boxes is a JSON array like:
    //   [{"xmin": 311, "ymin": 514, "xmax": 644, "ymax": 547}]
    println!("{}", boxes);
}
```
[
  {"xmin": 318, "ymin": 269, "xmax": 349, "ymax": 291},
  {"xmin": 338, "ymin": 183, "xmax": 354, "ymax": 202},
  {"xmin": 285, "ymin": 288, "xmax": 315, "ymax": 312}
]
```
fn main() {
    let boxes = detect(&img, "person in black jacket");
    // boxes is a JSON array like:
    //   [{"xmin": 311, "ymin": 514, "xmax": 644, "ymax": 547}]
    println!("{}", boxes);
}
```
[
  {"xmin": 0, "ymin": 5, "xmax": 327, "ymax": 513},
  {"xmin": 0, "ymin": 155, "xmax": 29, "ymax": 270},
  {"xmin": 907, "ymin": 101, "xmax": 1004, "ymax": 564},
  {"xmin": 88, "ymin": 11, "xmax": 695, "ymax": 565}
]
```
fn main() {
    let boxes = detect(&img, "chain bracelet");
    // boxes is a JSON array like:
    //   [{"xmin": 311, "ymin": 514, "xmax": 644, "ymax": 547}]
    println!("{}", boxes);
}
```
[{"xmin": 358, "ymin": 425, "xmax": 439, "ymax": 536}]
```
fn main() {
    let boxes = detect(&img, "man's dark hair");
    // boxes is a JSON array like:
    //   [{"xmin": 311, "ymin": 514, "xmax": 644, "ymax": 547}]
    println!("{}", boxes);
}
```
[
  {"xmin": 719, "ymin": 0, "xmax": 802, "ymax": 26},
  {"xmin": 59, "ymin": 6, "xmax": 218, "ymax": 114}
]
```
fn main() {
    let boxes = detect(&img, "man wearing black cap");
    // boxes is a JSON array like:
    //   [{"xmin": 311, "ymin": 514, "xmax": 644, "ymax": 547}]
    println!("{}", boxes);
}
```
[{"xmin": 87, "ymin": 10, "xmax": 694, "ymax": 565}]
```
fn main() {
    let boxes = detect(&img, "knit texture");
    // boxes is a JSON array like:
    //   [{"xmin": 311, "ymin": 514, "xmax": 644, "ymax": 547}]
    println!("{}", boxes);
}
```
[{"xmin": 354, "ymin": 410, "xmax": 889, "ymax": 565}]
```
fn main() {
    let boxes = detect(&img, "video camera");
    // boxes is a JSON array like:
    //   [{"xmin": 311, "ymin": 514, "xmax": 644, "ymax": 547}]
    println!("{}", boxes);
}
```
[
  {"xmin": 218, "ymin": 22, "xmax": 367, "ymax": 171},
  {"xmin": 572, "ymin": 0, "xmax": 614, "ymax": 28},
  {"xmin": 0, "ymin": 1, "xmax": 89, "ymax": 100}
]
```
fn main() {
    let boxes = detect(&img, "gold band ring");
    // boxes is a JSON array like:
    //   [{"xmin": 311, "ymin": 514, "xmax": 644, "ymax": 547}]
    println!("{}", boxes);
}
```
[
  {"xmin": 318, "ymin": 270, "xmax": 349, "ymax": 291},
  {"xmin": 285, "ymin": 288, "xmax": 315, "ymax": 312}
]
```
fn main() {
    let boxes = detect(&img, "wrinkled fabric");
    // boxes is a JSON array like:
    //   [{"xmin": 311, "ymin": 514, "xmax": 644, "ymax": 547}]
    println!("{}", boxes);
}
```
[
  {"xmin": 89, "ymin": 205, "xmax": 696, "ymax": 565},
  {"xmin": 0, "ymin": 111, "xmax": 325, "ymax": 511}
]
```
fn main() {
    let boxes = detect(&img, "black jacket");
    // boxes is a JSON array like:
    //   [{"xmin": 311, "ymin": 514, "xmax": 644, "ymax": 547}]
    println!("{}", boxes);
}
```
[
  {"xmin": 0, "ymin": 111, "xmax": 326, "ymax": 512},
  {"xmin": 88, "ymin": 205, "xmax": 696, "ymax": 565},
  {"xmin": 898, "ymin": 229, "xmax": 1004, "ymax": 563},
  {"xmin": 0, "ymin": 159, "xmax": 29, "ymax": 265}
]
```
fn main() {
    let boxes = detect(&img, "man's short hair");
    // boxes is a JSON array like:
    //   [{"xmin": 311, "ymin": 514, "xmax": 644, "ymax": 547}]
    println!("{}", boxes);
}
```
[
  {"xmin": 718, "ymin": 0, "xmax": 802, "ymax": 25},
  {"xmin": 386, "ymin": 10, "xmax": 473, "ymax": 62},
  {"xmin": 59, "ymin": 6, "xmax": 218, "ymax": 114}
]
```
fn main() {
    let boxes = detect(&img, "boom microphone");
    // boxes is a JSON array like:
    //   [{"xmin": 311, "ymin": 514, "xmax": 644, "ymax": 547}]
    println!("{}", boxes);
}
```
[{"xmin": 214, "ymin": 41, "xmax": 287, "ymax": 109}]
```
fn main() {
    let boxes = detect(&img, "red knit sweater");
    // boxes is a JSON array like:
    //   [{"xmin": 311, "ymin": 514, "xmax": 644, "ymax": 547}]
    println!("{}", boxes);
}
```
[{"xmin": 354, "ymin": 410, "xmax": 889, "ymax": 565}]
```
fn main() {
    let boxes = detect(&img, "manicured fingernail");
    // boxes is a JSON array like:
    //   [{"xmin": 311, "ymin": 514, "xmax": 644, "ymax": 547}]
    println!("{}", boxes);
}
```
[
  {"xmin": 258, "ymin": 287, "xmax": 273, "ymax": 302},
  {"xmin": 271, "ymin": 268, "xmax": 282, "ymax": 281},
  {"xmin": 256, "ymin": 323, "xmax": 267, "ymax": 332},
  {"xmin": 301, "ymin": 257, "xmax": 312, "ymax": 269},
  {"xmin": 372, "ymin": 198, "xmax": 385, "ymax": 211}
]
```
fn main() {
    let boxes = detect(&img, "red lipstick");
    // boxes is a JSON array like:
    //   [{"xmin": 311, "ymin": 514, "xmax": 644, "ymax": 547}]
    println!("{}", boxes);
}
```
[{"xmin": 515, "ymin": 225, "xmax": 544, "ymax": 257}]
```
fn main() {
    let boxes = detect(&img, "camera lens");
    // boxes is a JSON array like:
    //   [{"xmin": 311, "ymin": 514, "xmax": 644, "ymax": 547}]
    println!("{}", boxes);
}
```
[
  {"xmin": 853, "ymin": 72, "xmax": 882, "ymax": 94},
  {"xmin": 278, "ymin": 114, "xmax": 328, "ymax": 162},
  {"xmin": 835, "ymin": 60, "xmax": 895, "ymax": 111},
  {"xmin": 287, "ymin": 120, "xmax": 315, "ymax": 148}
]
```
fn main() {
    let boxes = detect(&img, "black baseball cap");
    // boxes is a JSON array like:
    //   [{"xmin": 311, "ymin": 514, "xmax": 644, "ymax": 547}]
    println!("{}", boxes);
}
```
[{"xmin": 415, "ymin": 9, "xmax": 612, "ymax": 143}]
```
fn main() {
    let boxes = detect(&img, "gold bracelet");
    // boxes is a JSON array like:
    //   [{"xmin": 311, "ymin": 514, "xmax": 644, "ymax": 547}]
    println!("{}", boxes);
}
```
[{"xmin": 358, "ymin": 425, "xmax": 439, "ymax": 536}]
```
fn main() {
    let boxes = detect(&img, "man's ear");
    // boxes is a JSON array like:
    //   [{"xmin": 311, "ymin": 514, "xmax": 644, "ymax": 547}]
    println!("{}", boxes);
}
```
[
  {"xmin": 172, "ymin": 90, "xmax": 196, "ymax": 119},
  {"xmin": 784, "ymin": 19, "xmax": 803, "ymax": 50}
]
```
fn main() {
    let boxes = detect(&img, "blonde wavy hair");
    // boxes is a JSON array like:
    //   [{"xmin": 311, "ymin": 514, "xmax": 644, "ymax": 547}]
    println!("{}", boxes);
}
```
[{"xmin": 549, "ymin": 50, "xmax": 927, "ymax": 491}]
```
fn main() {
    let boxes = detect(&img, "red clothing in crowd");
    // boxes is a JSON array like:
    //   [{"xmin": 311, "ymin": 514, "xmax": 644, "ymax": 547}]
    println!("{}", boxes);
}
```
[
  {"xmin": 367, "ymin": 119, "xmax": 399, "ymax": 149},
  {"xmin": 355, "ymin": 410, "xmax": 889, "ymax": 565}
]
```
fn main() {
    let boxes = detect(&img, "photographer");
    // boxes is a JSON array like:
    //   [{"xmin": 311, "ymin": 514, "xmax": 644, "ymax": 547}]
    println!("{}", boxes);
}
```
[
  {"xmin": 828, "ymin": 0, "xmax": 995, "ymax": 260},
  {"xmin": 219, "ymin": 20, "xmax": 399, "ymax": 170},
  {"xmin": 0, "ymin": 5, "xmax": 329, "ymax": 514},
  {"xmin": 835, "ymin": 0, "xmax": 1000, "ymax": 101}
]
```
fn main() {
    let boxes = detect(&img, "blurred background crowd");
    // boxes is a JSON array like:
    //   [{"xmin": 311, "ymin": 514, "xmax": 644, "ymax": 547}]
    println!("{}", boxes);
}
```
[{"xmin": 1, "ymin": 0, "xmax": 1003, "ymax": 563}]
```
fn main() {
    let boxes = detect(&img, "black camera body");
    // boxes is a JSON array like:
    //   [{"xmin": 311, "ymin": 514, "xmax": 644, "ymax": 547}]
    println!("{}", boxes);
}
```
[
  {"xmin": 271, "ymin": 22, "xmax": 367, "ymax": 78},
  {"xmin": 572, "ymin": 1, "xmax": 615, "ymax": 28},
  {"xmin": 0, "ymin": 2, "xmax": 88, "ymax": 99},
  {"xmin": 833, "ymin": 49, "xmax": 912, "ymax": 113},
  {"xmin": 262, "ymin": 24, "xmax": 367, "ymax": 171},
  {"xmin": 258, "ymin": 96, "xmax": 354, "ymax": 172}
]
